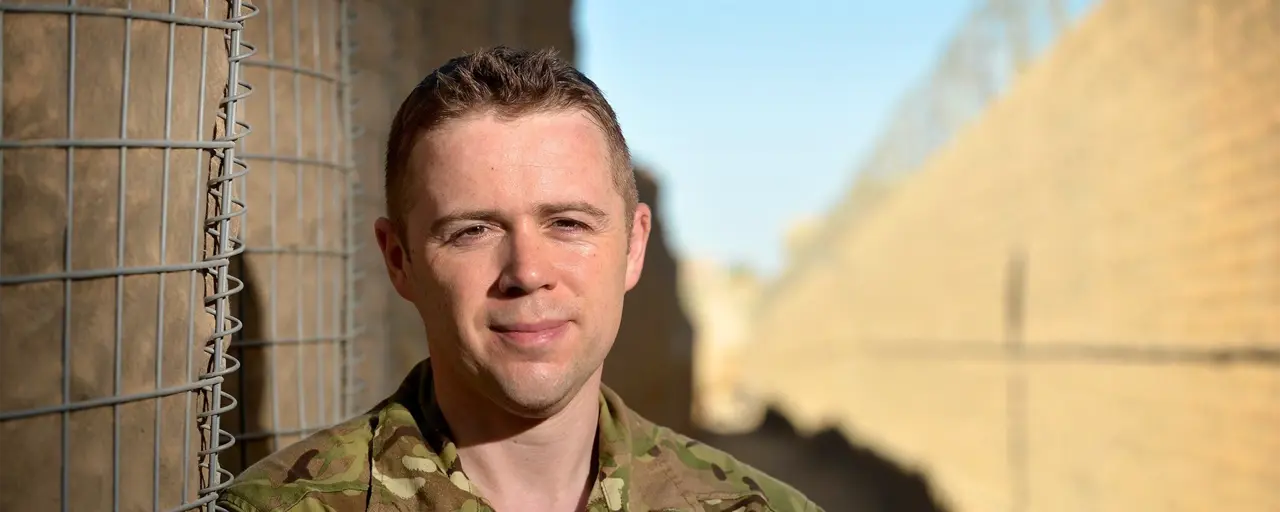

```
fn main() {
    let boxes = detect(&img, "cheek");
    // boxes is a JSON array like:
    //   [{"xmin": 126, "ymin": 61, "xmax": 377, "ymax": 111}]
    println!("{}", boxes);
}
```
[
  {"xmin": 420, "ymin": 252, "xmax": 496, "ymax": 312},
  {"xmin": 555, "ymin": 244, "xmax": 593, "ymax": 275},
  {"xmin": 560, "ymin": 242, "xmax": 628, "ymax": 293}
]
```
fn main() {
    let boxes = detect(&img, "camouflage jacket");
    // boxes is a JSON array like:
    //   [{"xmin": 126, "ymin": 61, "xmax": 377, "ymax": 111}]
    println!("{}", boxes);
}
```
[{"xmin": 219, "ymin": 359, "xmax": 822, "ymax": 512}]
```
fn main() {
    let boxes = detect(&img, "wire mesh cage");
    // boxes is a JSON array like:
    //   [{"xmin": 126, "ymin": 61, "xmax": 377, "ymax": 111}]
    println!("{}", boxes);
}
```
[
  {"xmin": 220, "ymin": 0, "xmax": 360, "ymax": 473},
  {"xmin": 0, "ymin": 0, "xmax": 255, "ymax": 510}
]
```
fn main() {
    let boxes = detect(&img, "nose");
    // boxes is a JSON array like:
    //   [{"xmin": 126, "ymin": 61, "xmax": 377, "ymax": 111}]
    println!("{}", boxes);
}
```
[{"xmin": 496, "ymin": 226, "xmax": 555, "ymax": 297}]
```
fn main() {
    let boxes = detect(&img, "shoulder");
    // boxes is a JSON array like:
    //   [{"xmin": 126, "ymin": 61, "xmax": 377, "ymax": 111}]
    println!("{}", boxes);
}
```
[
  {"xmin": 611, "ymin": 396, "xmax": 822, "ymax": 512},
  {"xmin": 651, "ymin": 425, "xmax": 823, "ymax": 512},
  {"xmin": 217, "ymin": 414, "xmax": 377, "ymax": 512}
]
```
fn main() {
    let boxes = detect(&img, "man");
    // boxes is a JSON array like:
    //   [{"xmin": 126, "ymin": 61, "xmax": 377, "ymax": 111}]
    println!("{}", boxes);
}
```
[{"xmin": 219, "ymin": 46, "xmax": 821, "ymax": 512}]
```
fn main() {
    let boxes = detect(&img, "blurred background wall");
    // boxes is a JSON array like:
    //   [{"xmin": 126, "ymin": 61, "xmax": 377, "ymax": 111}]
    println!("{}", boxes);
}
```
[{"xmin": 745, "ymin": 1, "xmax": 1280, "ymax": 511}]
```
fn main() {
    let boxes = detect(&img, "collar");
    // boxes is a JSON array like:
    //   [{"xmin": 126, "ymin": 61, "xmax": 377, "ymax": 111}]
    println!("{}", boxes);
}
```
[{"xmin": 365, "ymin": 359, "xmax": 638, "ymax": 511}]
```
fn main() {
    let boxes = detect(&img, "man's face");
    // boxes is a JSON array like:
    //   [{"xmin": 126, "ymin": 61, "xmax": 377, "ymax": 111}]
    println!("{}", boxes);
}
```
[{"xmin": 376, "ymin": 110, "xmax": 650, "ymax": 418}]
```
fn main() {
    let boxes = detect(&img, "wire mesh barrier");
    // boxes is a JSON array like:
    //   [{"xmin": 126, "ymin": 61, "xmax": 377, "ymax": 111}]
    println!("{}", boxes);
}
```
[
  {"xmin": 843, "ymin": 0, "xmax": 1083, "ymax": 189},
  {"xmin": 341, "ymin": 0, "xmax": 428, "ymax": 407},
  {"xmin": 772, "ymin": 0, "xmax": 1095, "ymax": 290},
  {"xmin": 0, "ymin": 0, "xmax": 255, "ymax": 510},
  {"xmin": 342, "ymin": 0, "xmax": 425, "ymax": 404},
  {"xmin": 221, "ymin": 0, "xmax": 357, "ymax": 473},
  {"xmin": 337, "ymin": 0, "xmax": 372, "ymax": 418}
]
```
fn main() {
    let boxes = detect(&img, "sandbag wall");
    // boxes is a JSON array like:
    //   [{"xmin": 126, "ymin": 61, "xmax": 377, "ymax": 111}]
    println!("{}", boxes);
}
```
[{"xmin": 0, "ymin": 0, "xmax": 250, "ymax": 510}]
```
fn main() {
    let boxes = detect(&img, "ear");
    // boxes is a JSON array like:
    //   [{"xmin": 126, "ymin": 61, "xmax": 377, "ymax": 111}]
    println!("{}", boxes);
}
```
[
  {"xmin": 374, "ymin": 217, "xmax": 417, "ymax": 302},
  {"xmin": 624, "ymin": 203, "xmax": 652, "ymax": 292}
]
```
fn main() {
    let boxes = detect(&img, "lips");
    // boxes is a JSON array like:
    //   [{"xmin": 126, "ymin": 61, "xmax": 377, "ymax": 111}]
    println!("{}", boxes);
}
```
[{"xmin": 490, "ymin": 319, "xmax": 570, "ymax": 347}]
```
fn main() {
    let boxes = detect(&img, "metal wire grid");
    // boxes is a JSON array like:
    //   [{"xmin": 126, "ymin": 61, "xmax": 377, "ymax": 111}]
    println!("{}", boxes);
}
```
[
  {"xmin": 338, "ymin": 0, "xmax": 395, "ymax": 415},
  {"xmin": 337, "ymin": 0, "xmax": 366, "ymax": 420},
  {"xmin": 853, "ymin": 0, "xmax": 1077, "ymax": 186},
  {"xmin": 225, "ymin": 0, "xmax": 359, "ymax": 466},
  {"xmin": 0, "ymin": 0, "xmax": 256, "ymax": 510}
]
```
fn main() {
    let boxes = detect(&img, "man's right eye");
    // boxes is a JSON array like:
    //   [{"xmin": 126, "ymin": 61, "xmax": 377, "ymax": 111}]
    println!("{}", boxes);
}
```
[{"xmin": 453, "ymin": 225, "xmax": 489, "ymax": 240}]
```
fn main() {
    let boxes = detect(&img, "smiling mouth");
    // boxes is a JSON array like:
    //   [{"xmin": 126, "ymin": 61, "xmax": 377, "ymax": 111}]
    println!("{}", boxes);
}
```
[{"xmin": 490, "ymin": 320, "xmax": 570, "ymax": 347}]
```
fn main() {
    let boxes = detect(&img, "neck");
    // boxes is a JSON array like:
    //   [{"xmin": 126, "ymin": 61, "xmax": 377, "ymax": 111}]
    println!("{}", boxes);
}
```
[{"xmin": 433, "ymin": 365, "xmax": 603, "ymax": 511}]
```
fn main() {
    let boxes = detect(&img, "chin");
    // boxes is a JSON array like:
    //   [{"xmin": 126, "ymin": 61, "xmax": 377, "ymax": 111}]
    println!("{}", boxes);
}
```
[
  {"xmin": 486, "ymin": 361, "xmax": 587, "ymax": 418},
  {"xmin": 493, "ymin": 382, "xmax": 574, "ymax": 418}
]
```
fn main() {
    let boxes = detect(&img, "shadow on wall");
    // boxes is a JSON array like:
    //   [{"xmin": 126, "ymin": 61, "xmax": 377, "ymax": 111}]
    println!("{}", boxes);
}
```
[
  {"xmin": 606, "ymin": 169, "xmax": 947, "ymax": 511},
  {"xmin": 695, "ymin": 410, "xmax": 952, "ymax": 512},
  {"xmin": 604, "ymin": 168, "xmax": 697, "ymax": 435},
  {"xmin": 223, "ymin": 256, "xmax": 273, "ymax": 475}
]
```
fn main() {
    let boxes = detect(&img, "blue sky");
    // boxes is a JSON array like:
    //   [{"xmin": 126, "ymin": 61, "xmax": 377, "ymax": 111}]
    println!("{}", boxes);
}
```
[{"xmin": 574, "ymin": 1, "xmax": 1091, "ymax": 277}]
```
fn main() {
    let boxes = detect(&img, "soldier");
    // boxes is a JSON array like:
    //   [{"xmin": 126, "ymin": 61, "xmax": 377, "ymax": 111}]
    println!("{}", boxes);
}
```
[{"xmin": 219, "ymin": 46, "xmax": 821, "ymax": 512}]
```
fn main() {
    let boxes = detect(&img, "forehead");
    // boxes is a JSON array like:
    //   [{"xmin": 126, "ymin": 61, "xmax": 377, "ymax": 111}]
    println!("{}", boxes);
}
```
[{"xmin": 407, "ymin": 110, "xmax": 620, "ymax": 216}]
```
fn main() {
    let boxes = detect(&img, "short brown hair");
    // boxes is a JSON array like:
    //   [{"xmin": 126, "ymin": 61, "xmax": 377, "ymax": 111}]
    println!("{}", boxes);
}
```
[{"xmin": 384, "ymin": 46, "xmax": 637, "ymax": 227}]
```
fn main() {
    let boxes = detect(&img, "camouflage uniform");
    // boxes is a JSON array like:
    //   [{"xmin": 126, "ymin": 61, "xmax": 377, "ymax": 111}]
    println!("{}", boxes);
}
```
[{"xmin": 219, "ymin": 359, "xmax": 823, "ymax": 512}]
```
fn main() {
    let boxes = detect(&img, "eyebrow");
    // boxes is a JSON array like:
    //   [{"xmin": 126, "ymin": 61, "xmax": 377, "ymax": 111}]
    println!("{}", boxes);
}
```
[
  {"xmin": 429, "ymin": 201, "xmax": 610, "ymax": 234},
  {"xmin": 429, "ymin": 209, "xmax": 503, "ymax": 235},
  {"xmin": 534, "ymin": 201, "xmax": 609, "ymax": 221}
]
